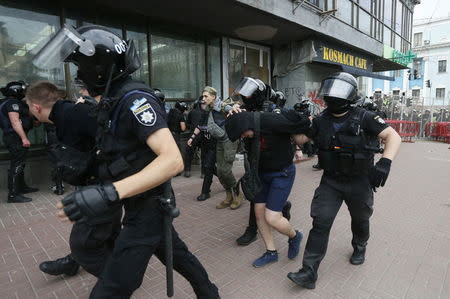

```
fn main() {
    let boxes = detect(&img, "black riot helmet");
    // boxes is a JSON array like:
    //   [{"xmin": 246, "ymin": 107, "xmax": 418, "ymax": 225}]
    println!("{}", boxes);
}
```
[
  {"xmin": 33, "ymin": 24, "xmax": 141, "ymax": 96},
  {"xmin": 274, "ymin": 91, "xmax": 286, "ymax": 108},
  {"xmin": 175, "ymin": 101, "xmax": 188, "ymax": 112},
  {"xmin": 319, "ymin": 72, "xmax": 358, "ymax": 114},
  {"xmin": 1, "ymin": 81, "xmax": 27, "ymax": 100},
  {"xmin": 233, "ymin": 77, "xmax": 268, "ymax": 110}
]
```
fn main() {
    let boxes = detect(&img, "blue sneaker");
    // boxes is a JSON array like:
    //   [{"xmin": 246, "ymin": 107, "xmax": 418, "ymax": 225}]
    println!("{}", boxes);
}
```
[
  {"xmin": 288, "ymin": 230, "xmax": 303, "ymax": 259},
  {"xmin": 252, "ymin": 251, "xmax": 278, "ymax": 268}
]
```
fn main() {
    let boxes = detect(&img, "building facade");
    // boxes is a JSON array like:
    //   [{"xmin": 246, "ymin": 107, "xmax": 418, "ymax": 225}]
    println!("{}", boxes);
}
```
[
  {"xmin": 368, "ymin": 16, "xmax": 450, "ymax": 121},
  {"xmin": 0, "ymin": 0, "xmax": 417, "ymax": 158}
]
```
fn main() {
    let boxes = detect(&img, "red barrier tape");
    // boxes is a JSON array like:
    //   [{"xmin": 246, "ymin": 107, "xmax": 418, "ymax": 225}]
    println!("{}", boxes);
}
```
[{"xmin": 386, "ymin": 120, "xmax": 419, "ymax": 142}]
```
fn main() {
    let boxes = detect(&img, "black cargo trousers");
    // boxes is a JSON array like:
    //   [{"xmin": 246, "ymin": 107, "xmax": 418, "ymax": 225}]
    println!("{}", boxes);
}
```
[
  {"xmin": 302, "ymin": 174, "xmax": 374, "ymax": 274},
  {"xmin": 88, "ymin": 196, "xmax": 220, "ymax": 299}
]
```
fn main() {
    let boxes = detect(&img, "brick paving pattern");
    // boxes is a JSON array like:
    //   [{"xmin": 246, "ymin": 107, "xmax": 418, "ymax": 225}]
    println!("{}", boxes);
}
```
[{"xmin": 0, "ymin": 141, "xmax": 449, "ymax": 298}]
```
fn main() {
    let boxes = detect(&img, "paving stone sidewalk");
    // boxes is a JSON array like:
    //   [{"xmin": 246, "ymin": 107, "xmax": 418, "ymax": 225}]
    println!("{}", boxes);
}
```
[{"xmin": 0, "ymin": 141, "xmax": 449, "ymax": 298}]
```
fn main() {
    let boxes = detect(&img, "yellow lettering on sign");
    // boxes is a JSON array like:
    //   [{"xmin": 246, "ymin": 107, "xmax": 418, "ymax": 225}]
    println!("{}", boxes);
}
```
[
  {"xmin": 338, "ymin": 52, "xmax": 343, "ymax": 64},
  {"xmin": 320, "ymin": 46, "xmax": 367, "ymax": 69},
  {"xmin": 323, "ymin": 46, "xmax": 329, "ymax": 60}
]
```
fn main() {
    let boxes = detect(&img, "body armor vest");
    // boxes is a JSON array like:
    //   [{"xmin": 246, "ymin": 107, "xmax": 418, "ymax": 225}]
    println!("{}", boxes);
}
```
[
  {"xmin": 96, "ymin": 78, "xmax": 164, "ymax": 186},
  {"xmin": 316, "ymin": 108, "xmax": 380, "ymax": 177}
]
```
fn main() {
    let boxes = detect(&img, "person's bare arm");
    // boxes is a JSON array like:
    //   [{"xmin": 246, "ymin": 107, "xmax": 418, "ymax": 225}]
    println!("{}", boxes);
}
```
[
  {"xmin": 291, "ymin": 133, "xmax": 311, "ymax": 145},
  {"xmin": 377, "ymin": 126, "xmax": 401, "ymax": 160},
  {"xmin": 8, "ymin": 112, "xmax": 30, "ymax": 147},
  {"xmin": 113, "ymin": 127, "xmax": 183, "ymax": 199},
  {"xmin": 180, "ymin": 121, "xmax": 186, "ymax": 132}
]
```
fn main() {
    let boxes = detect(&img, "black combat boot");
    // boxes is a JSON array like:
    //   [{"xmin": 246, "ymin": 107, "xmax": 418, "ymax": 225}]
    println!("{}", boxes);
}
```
[
  {"xmin": 287, "ymin": 267, "xmax": 317, "ymax": 289},
  {"xmin": 282, "ymin": 200, "xmax": 292, "ymax": 221},
  {"xmin": 184, "ymin": 170, "xmax": 191, "ymax": 178},
  {"xmin": 350, "ymin": 244, "xmax": 366, "ymax": 265},
  {"xmin": 19, "ymin": 170, "xmax": 39, "ymax": 194},
  {"xmin": 197, "ymin": 193, "xmax": 210, "ymax": 201},
  {"xmin": 39, "ymin": 254, "xmax": 79, "ymax": 276},
  {"xmin": 7, "ymin": 171, "xmax": 32, "ymax": 203},
  {"xmin": 236, "ymin": 226, "xmax": 257, "ymax": 246}
]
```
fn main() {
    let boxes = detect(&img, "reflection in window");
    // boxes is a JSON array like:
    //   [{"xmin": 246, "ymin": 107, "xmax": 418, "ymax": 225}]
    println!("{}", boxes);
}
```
[
  {"xmin": 413, "ymin": 58, "xmax": 422, "ymax": 74},
  {"xmin": 359, "ymin": 8, "xmax": 371, "ymax": 35},
  {"xmin": 383, "ymin": 26, "xmax": 391, "ymax": 46},
  {"xmin": 337, "ymin": 0, "xmax": 352, "ymax": 25},
  {"xmin": 384, "ymin": 0, "xmax": 392, "ymax": 27},
  {"xmin": 151, "ymin": 33, "xmax": 205, "ymax": 99},
  {"xmin": 359, "ymin": 0, "xmax": 371, "ymax": 12},
  {"xmin": 246, "ymin": 47, "xmax": 260, "ymax": 79},
  {"xmin": 229, "ymin": 44, "xmax": 244, "ymax": 94},
  {"xmin": 127, "ymin": 28, "xmax": 149, "ymax": 85},
  {"xmin": 207, "ymin": 38, "xmax": 222, "ymax": 98},
  {"xmin": 395, "ymin": 0, "xmax": 403, "ymax": 34},
  {"xmin": 0, "ymin": 5, "xmax": 63, "ymax": 87}
]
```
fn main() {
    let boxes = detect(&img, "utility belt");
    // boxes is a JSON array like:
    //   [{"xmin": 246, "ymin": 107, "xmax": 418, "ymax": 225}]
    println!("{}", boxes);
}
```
[{"xmin": 124, "ymin": 193, "xmax": 162, "ymax": 211}]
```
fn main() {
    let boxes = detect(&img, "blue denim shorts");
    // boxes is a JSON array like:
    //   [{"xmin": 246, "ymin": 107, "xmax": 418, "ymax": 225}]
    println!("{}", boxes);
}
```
[{"xmin": 254, "ymin": 163, "xmax": 296, "ymax": 212}]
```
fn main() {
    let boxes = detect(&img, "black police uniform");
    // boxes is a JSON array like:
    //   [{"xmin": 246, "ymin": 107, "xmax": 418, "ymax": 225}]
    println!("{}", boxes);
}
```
[
  {"xmin": 167, "ymin": 107, "xmax": 185, "ymax": 150},
  {"xmin": 0, "ymin": 97, "xmax": 34, "ymax": 201},
  {"xmin": 89, "ymin": 78, "xmax": 219, "ymax": 298},
  {"xmin": 184, "ymin": 104, "xmax": 204, "ymax": 174},
  {"xmin": 42, "ymin": 100, "xmax": 122, "ymax": 277},
  {"xmin": 193, "ymin": 108, "xmax": 217, "ymax": 199},
  {"xmin": 301, "ymin": 107, "xmax": 388, "ymax": 276},
  {"xmin": 44, "ymin": 123, "xmax": 64, "ymax": 194}
]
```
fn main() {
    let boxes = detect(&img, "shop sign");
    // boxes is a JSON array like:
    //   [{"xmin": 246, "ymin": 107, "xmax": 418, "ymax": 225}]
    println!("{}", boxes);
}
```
[
  {"xmin": 313, "ymin": 40, "xmax": 373, "ymax": 72},
  {"xmin": 383, "ymin": 45, "xmax": 416, "ymax": 67}
]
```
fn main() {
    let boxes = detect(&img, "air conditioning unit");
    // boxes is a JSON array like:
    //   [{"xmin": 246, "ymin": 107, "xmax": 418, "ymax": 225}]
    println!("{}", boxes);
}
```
[{"xmin": 424, "ymin": 40, "xmax": 430, "ymax": 45}]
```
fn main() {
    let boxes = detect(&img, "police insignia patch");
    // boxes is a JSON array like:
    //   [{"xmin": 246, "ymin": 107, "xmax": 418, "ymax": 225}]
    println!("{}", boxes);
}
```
[
  {"xmin": 12, "ymin": 104, "xmax": 19, "ymax": 111},
  {"xmin": 374, "ymin": 115, "xmax": 386, "ymax": 124},
  {"xmin": 131, "ymin": 101, "xmax": 157, "ymax": 126}
]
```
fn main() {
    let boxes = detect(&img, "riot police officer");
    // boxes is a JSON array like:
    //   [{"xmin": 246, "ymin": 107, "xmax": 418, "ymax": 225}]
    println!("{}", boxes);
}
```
[
  {"xmin": 33, "ymin": 24, "xmax": 219, "ymax": 298},
  {"xmin": 287, "ymin": 72, "xmax": 401, "ymax": 289},
  {"xmin": 167, "ymin": 101, "xmax": 187, "ymax": 149},
  {"xmin": 0, "ymin": 81, "xmax": 38, "ymax": 203}
]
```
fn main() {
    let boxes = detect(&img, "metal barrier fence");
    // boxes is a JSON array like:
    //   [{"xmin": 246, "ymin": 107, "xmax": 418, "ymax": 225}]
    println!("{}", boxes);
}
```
[
  {"xmin": 424, "ymin": 122, "xmax": 450, "ymax": 143},
  {"xmin": 386, "ymin": 120, "xmax": 419, "ymax": 143}
]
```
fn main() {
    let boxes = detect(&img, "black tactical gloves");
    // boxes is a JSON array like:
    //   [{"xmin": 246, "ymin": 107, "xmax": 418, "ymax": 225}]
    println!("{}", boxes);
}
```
[
  {"xmin": 61, "ymin": 182, "xmax": 120, "ymax": 223},
  {"xmin": 369, "ymin": 157, "xmax": 392, "ymax": 190}
]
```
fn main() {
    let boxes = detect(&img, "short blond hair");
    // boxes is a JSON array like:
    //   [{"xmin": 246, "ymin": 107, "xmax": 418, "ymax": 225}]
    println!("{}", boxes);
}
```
[
  {"xmin": 203, "ymin": 86, "xmax": 217, "ymax": 97},
  {"xmin": 26, "ymin": 81, "xmax": 65, "ymax": 108}
]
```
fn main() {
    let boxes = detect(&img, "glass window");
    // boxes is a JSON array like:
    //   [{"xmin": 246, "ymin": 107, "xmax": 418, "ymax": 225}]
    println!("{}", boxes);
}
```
[
  {"xmin": 436, "ymin": 88, "xmax": 445, "ymax": 99},
  {"xmin": 0, "ymin": 3, "xmax": 62, "ymax": 148},
  {"xmin": 359, "ymin": 8, "xmax": 371, "ymax": 35},
  {"xmin": 337, "ymin": 0, "xmax": 352, "ymax": 24},
  {"xmin": 229, "ymin": 44, "xmax": 244, "ymax": 95},
  {"xmin": 394, "ymin": 70, "xmax": 402, "ymax": 77},
  {"xmin": 127, "ymin": 26, "xmax": 149, "ymax": 85},
  {"xmin": 413, "ymin": 58, "xmax": 422, "ymax": 74},
  {"xmin": 246, "ymin": 47, "xmax": 260, "ymax": 79},
  {"xmin": 395, "ymin": 0, "xmax": 403, "ymax": 34},
  {"xmin": 414, "ymin": 32, "xmax": 422, "ymax": 47},
  {"xmin": 383, "ymin": 26, "xmax": 392, "ymax": 46},
  {"xmin": 412, "ymin": 89, "xmax": 420, "ymax": 98},
  {"xmin": 151, "ymin": 32, "xmax": 205, "ymax": 99},
  {"xmin": 308, "ymin": 0, "xmax": 324, "ymax": 9},
  {"xmin": 207, "ymin": 38, "xmax": 222, "ymax": 98},
  {"xmin": 438, "ymin": 60, "xmax": 447, "ymax": 73},
  {"xmin": 359, "ymin": 0, "xmax": 371, "ymax": 12},
  {"xmin": 394, "ymin": 34, "xmax": 402, "ymax": 51},
  {"xmin": 384, "ymin": 0, "xmax": 392, "ymax": 27}
]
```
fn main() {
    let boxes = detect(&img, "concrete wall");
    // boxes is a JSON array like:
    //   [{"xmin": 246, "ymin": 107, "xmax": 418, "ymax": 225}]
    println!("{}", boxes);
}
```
[{"xmin": 236, "ymin": 0, "xmax": 382, "ymax": 56}]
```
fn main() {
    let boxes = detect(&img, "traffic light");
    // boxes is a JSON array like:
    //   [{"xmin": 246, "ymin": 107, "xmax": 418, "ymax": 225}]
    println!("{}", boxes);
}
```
[
  {"xmin": 407, "ymin": 69, "xmax": 411, "ymax": 80},
  {"xmin": 406, "ymin": 98, "xmax": 412, "ymax": 107},
  {"xmin": 426, "ymin": 80, "xmax": 431, "ymax": 87},
  {"xmin": 413, "ymin": 69, "xmax": 419, "ymax": 79}
]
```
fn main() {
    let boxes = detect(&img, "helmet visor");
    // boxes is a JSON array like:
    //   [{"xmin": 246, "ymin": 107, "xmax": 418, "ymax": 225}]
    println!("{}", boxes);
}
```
[
  {"xmin": 33, "ymin": 24, "xmax": 95, "ymax": 69},
  {"xmin": 233, "ymin": 77, "xmax": 260, "ymax": 97},
  {"xmin": 319, "ymin": 78, "xmax": 355, "ymax": 100}
]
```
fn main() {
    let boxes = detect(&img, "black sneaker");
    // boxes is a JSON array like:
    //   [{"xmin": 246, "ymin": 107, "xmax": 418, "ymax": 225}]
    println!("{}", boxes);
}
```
[
  {"xmin": 287, "ymin": 268, "xmax": 317, "ymax": 289},
  {"xmin": 236, "ymin": 226, "xmax": 257, "ymax": 246},
  {"xmin": 7, "ymin": 194, "xmax": 32, "ymax": 203},
  {"xmin": 350, "ymin": 245, "xmax": 366, "ymax": 265},
  {"xmin": 39, "ymin": 254, "xmax": 79, "ymax": 276},
  {"xmin": 197, "ymin": 193, "xmax": 211, "ymax": 201}
]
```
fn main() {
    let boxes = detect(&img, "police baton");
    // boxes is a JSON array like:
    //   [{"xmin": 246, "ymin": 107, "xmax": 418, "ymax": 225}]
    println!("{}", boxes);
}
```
[{"xmin": 159, "ymin": 179, "xmax": 179, "ymax": 297}]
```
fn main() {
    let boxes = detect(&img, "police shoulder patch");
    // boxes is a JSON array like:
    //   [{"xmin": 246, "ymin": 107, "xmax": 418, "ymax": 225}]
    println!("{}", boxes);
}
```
[
  {"xmin": 12, "ymin": 104, "xmax": 19, "ymax": 111},
  {"xmin": 374, "ymin": 115, "xmax": 386, "ymax": 124},
  {"xmin": 130, "ymin": 97, "xmax": 157, "ymax": 126}
]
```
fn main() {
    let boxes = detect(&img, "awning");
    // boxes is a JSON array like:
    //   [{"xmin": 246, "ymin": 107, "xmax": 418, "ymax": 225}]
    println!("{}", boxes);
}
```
[{"xmin": 341, "ymin": 65, "xmax": 395, "ymax": 81}]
